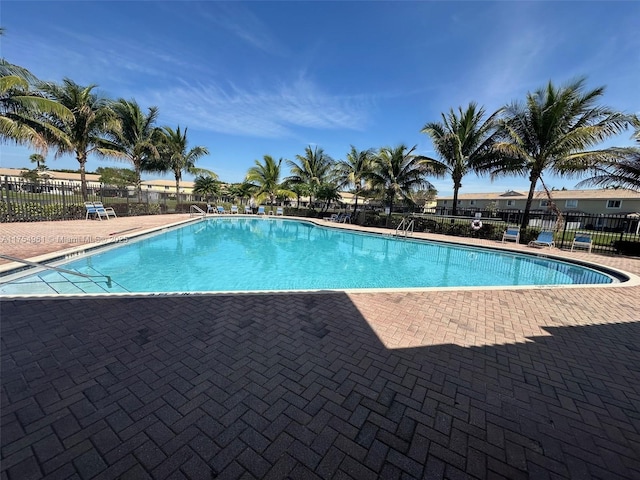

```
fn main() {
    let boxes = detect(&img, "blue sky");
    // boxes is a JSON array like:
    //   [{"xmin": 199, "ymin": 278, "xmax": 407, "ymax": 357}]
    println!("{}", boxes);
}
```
[{"xmin": 2, "ymin": 1, "xmax": 639, "ymax": 196}]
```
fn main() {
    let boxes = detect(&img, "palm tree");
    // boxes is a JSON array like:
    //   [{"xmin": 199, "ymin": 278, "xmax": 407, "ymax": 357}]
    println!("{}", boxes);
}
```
[
  {"xmin": 37, "ymin": 78, "xmax": 123, "ymax": 200},
  {"xmin": 193, "ymin": 175, "xmax": 221, "ymax": 202},
  {"xmin": 245, "ymin": 155, "xmax": 293, "ymax": 207},
  {"xmin": 29, "ymin": 153, "xmax": 46, "ymax": 170},
  {"xmin": 421, "ymin": 102, "xmax": 501, "ymax": 215},
  {"xmin": 287, "ymin": 182, "xmax": 310, "ymax": 209},
  {"xmin": 333, "ymin": 146, "xmax": 374, "ymax": 220},
  {"xmin": 316, "ymin": 183, "xmax": 342, "ymax": 212},
  {"xmin": 0, "ymin": 70, "xmax": 73, "ymax": 154},
  {"xmin": 110, "ymin": 99, "xmax": 160, "ymax": 202},
  {"xmin": 286, "ymin": 145, "xmax": 334, "ymax": 208},
  {"xmin": 481, "ymin": 78, "xmax": 631, "ymax": 229},
  {"xmin": 577, "ymin": 119, "xmax": 640, "ymax": 191},
  {"xmin": 156, "ymin": 126, "xmax": 211, "ymax": 198},
  {"xmin": 368, "ymin": 144, "xmax": 443, "ymax": 226}
]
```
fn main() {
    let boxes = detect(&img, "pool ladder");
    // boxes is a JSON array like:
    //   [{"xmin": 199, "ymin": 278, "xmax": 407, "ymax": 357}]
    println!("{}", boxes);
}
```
[
  {"xmin": 395, "ymin": 218, "xmax": 415, "ymax": 238},
  {"xmin": 190, "ymin": 205, "xmax": 206, "ymax": 217},
  {"xmin": 0, "ymin": 254, "xmax": 112, "ymax": 288}
]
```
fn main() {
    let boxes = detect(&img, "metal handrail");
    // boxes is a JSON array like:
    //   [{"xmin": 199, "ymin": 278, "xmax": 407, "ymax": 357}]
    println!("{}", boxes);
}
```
[
  {"xmin": 190, "ymin": 204, "xmax": 206, "ymax": 217},
  {"xmin": 0, "ymin": 254, "xmax": 112, "ymax": 288},
  {"xmin": 395, "ymin": 218, "xmax": 415, "ymax": 237}
]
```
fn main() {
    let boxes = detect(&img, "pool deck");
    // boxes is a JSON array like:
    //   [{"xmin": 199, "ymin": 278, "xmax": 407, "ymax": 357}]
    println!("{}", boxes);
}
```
[{"xmin": 2, "ymin": 215, "xmax": 639, "ymax": 479}]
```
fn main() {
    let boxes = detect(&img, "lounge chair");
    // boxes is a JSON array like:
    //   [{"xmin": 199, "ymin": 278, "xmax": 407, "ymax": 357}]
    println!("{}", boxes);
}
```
[
  {"xmin": 85, "ymin": 202, "xmax": 108, "ymax": 220},
  {"xmin": 571, "ymin": 234, "xmax": 593, "ymax": 253},
  {"xmin": 244, "ymin": 205, "xmax": 253, "ymax": 214},
  {"xmin": 276, "ymin": 207, "xmax": 284, "ymax": 216},
  {"xmin": 93, "ymin": 202, "xmax": 117, "ymax": 219},
  {"xmin": 528, "ymin": 231, "xmax": 555, "ymax": 248},
  {"xmin": 502, "ymin": 226, "xmax": 520, "ymax": 244},
  {"xmin": 206, "ymin": 204, "xmax": 215, "ymax": 214},
  {"xmin": 217, "ymin": 206, "xmax": 227, "ymax": 214},
  {"xmin": 230, "ymin": 205, "xmax": 239, "ymax": 214},
  {"xmin": 340, "ymin": 213, "xmax": 351, "ymax": 224},
  {"xmin": 257, "ymin": 206, "xmax": 266, "ymax": 215}
]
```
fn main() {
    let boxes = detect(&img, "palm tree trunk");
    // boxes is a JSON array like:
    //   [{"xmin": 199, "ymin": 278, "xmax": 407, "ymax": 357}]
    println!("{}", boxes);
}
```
[
  {"xmin": 520, "ymin": 174, "xmax": 539, "ymax": 230},
  {"xmin": 452, "ymin": 187, "xmax": 459, "ymax": 216},
  {"xmin": 77, "ymin": 153, "xmax": 88, "ymax": 201}
]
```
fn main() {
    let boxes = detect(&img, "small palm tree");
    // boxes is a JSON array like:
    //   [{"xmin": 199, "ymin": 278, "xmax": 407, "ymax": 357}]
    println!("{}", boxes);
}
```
[
  {"xmin": 193, "ymin": 175, "xmax": 221, "ymax": 202},
  {"xmin": 421, "ymin": 102, "xmax": 500, "ymax": 215},
  {"xmin": 316, "ymin": 183, "xmax": 342, "ymax": 212},
  {"xmin": 156, "ymin": 126, "xmax": 211, "ymax": 198},
  {"xmin": 333, "ymin": 146, "xmax": 374, "ymax": 219},
  {"xmin": 29, "ymin": 153, "xmax": 46, "ymax": 170},
  {"xmin": 481, "ymin": 78, "xmax": 631, "ymax": 229},
  {"xmin": 368, "ymin": 144, "xmax": 443, "ymax": 226},
  {"xmin": 37, "ymin": 78, "xmax": 123, "ymax": 200},
  {"xmin": 110, "ymin": 99, "xmax": 160, "ymax": 202},
  {"xmin": 246, "ymin": 155, "xmax": 293, "ymax": 207},
  {"xmin": 286, "ymin": 145, "xmax": 334, "ymax": 208}
]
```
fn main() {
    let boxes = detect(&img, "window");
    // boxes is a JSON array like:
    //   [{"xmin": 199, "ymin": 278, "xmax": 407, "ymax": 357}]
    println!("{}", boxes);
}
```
[
  {"xmin": 565, "ymin": 200, "xmax": 578, "ymax": 208},
  {"xmin": 165, "ymin": 186, "xmax": 170, "ymax": 190},
  {"xmin": 506, "ymin": 200, "xmax": 515, "ymax": 207},
  {"xmin": 539, "ymin": 200, "xmax": 550, "ymax": 207},
  {"xmin": 469, "ymin": 200, "xmax": 476, "ymax": 206},
  {"xmin": 443, "ymin": 200, "xmax": 448, "ymax": 205},
  {"xmin": 457, "ymin": 200, "xmax": 462, "ymax": 205},
  {"xmin": 607, "ymin": 200, "xmax": 622, "ymax": 209}
]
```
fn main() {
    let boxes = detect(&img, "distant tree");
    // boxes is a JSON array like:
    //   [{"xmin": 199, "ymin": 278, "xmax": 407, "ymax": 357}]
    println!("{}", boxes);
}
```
[
  {"xmin": 316, "ymin": 183, "xmax": 342, "ymax": 212},
  {"xmin": 155, "ymin": 126, "xmax": 211, "ymax": 198},
  {"xmin": 478, "ymin": 78, "xmax": 632, "ymax": 229},
  {"xmin": 246, "ymin": 155, "xmax": 294, "ymax": 207},
  {"xmin": 109, "ymin": 99, "xmax": 160, "ymax": 201},
  {"xmin": 333, "ymin": 146, "xmax": 374, "ymax": 219},
  {"xmin": 286, "ymin": 145, "xmax": 334, "ymax": 208},
  {"xmin": 368, "ymin": 144, "xmax": 443, "ymax": 226},
  {"xmin": 96, "ymin": 167, "xmax": 137, "ymax": 188},
  {"xmin": 421, "ymin": 102, "xmax": 500, "ymax": 215},
  {"xmin": 29, "ymin": 153, "xmax": 47, "ymax": 171},
  {"xmin": 286, "ymin": 182, "xmax": 310, "ymax": 209},
  {"xmin": 193, "ymin": 175, "xmax": 221, "ymax": 202}
]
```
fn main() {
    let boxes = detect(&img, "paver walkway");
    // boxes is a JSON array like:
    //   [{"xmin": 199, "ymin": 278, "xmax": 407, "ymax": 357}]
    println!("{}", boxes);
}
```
[{"xmin": 2, "ymin": 216, "xmax": 640, "ymax": 479}]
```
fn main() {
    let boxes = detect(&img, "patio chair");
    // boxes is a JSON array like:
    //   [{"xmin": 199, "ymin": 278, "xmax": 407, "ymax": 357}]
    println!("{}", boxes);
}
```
[
  {"xmin": 85, "ymin": 202, "xmax": 108, "ymax": 220},
  {"xmin": 257, "ymin": 206, "xmax": 266, "ymax": 215},
  {"xmin": 93, "ymin": 202, "xmax": 117, "ymax": 219},
  {"xmin": 217, "ymin": 206, "xmax": 227, "ymax": 214},
  {"xmin": 571, "ymin": 234, "xmax": 593, "ymax": 253},
  {"xmin": 502, "ymin": 226, "xmax": 520, "ymax": 244},
  {"xmin": 244, "ymin": 205, "xmax": 253, "ymax": 214},
  {"xmin": 528, "ymin": 231, "xmax": 555, "ymax": 249},
  {"xmin": 206, "ymin": 204, "xmax": 215, "ymax": 214},
  {"xmin": 276, "ymin": 207, "xmax": 284, "ymax": 216},
  {"xmin": 230, "ymin": 205, "xmax": 239, "ymax": 214}
]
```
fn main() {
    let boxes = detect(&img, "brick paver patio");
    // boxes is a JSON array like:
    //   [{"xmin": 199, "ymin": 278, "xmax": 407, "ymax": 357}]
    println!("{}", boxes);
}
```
[{"xmin": 2, "ymin": 216, "xmax": 639, "ymax": 479}]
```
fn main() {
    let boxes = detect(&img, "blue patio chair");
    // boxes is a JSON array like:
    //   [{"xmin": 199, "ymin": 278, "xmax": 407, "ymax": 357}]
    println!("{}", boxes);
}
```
[
  {"xmin": 502, "ymin": 226, "xmax": 520, "ymax": 244},
  {"xmin": 244, "ymin": 205, "xmax": 253, "ymax": 214},
  {"xmin": 276, "ymin": 207, "xmax": 284, "ymax": 216},
  {"xmin": 93, "ymin": 202, "xmax": 117, "ymax": 219},
  {"xmin": 528, "ymin": 231, "xmax": 555, "ymax": 248},
  {"xmin": 85, "ymin": 202, "xmax": 108, "ymax": 220},
  {"xmin": 571, "ymin": 234, "xmax": 592, "ymax": 253},
  {"xmin": 217, "ymin": 205, "xmax": 227, "ymax": 214},
  {"xmin": 206, "ymin": 204, "xmax": 215, "ymax": 214},
  {"xmin": 230, "ymin": 205, "xmax": 239, "ymax": 214},
  {"xmin": 257, "ymin": 206, "xmax": 266, "ymax": 215}
]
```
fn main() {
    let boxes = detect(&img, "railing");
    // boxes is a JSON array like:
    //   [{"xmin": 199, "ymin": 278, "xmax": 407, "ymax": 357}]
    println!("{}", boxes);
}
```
[
  {"xmin": 394, "ymin": 217, "xmax": 415, "ymax": 237},
  {"xmin": 0, "ymin": 254, "xmax": 112, "ymax": 288},
  {"xmin": 190, "ymin": 204, "xmax": 206, "ymax": 217}
]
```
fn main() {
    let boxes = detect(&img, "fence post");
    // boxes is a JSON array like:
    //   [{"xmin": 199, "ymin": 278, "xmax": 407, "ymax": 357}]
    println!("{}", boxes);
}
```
[
  {"xmin": 2, "ymin": 176, "xmax": 13, "ymax": 221},
  {"xmin": 61, "ymin": 182, "xmax": 67, "ymax": 218}
]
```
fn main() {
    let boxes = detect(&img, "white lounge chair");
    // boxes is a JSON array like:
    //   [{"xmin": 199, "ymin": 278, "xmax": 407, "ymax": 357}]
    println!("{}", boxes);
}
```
[
  {"xmin": 528, "ymin": 231, "xmax": 555, "ymax": 249},
  {"xmin": 217, "ymin": 206, "xmax": 227, "ymax": 214},
  {"xmin": 257, "ymin": 206, "xmax": 266, "ymax": 215},
  {"xmin": 244, "ymin": 205, "xmax": 253, "ymax": 214},
  {"xmin": 231, "ymin": 205, "xmax": 239, "ymax": 214},
  {"xmin": 276, "ymin": 207, "xmax": 284, "ymax": 216},
  {"xmin": 85, "ymin": 202, "xmax": 108, "ymax": 220},
  {"xmin": 502, "ymin": 226, "xmax": 520, "ymax": 244},
  {"xmin": 571, "ymin": 234, "xmax": 593, "ymax": 253},
  {"xmin": 93, "ymin": 202, "xmax": 117, "ymax": 219}
]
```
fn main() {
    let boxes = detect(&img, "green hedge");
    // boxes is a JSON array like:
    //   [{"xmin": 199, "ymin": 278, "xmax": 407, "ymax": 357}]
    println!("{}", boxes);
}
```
[{"xmin": 0, "ymin": 201, "xmax": 85, "ymax": 222}]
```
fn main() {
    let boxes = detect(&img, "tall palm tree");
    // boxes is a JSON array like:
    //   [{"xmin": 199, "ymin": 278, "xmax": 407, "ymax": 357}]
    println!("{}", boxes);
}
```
[
  {"xmin": 37, "ymin": 78, "xmax": 123, "ymax": 200},
  {"xmin": 245, "ymin": 155, "xmax": 293, "ymax": 207},
  {"xmin": 481, "ymin": 78, "xmax": 631, "ymax": 229},
  {"xmin": 110, "ymin": 99, "xmax": 160, "ymax": 202},
  {"xmin": 421, "ymin": 102, "xmax": 500, "ymax": 215},
  {"xmin": 29, "ymin": 153, "xmax": 46, "ymax": 170},
  {"xmin": 368, "ymin": 144, "xmax": 444, "ymax": 226},
  {"xmin": 0, "ymin": 71, "xmax": 73, "ymax": 154},
  {"xmin": 577, "ymin": 119, "xmax": 640, "ymax": 191},
  {"xmin": 156, "ymin": 126, "xmax": 211, "ymax": 198},
  {"xmin": 286, "ymin": 145, "xmax": 334, "ymax": 207},
  {"xmin": 333, "ymin": 146, "xmax": 374, "ymax": 219}
]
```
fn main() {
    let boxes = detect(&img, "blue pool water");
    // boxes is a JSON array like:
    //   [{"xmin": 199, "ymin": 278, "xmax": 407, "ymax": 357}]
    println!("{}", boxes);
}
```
[{"xmin": 0, "ymin": 217, "xmax": 615, "ymax": 295}]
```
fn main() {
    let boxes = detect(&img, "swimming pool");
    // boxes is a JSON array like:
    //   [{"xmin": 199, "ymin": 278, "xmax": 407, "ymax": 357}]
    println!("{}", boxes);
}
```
[{"xmin": 0, "ymin": 217, "xmax": 619, "ymax": 295}]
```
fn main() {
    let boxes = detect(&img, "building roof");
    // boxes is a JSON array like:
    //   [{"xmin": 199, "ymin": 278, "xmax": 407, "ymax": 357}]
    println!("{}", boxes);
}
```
[
  {"xmin": 438, "ymin": 189, "xmax": 640, "ymax": 201},
  {"xmin": 0, "ymin": 168, "xmax": 101, "ymax": 182}
]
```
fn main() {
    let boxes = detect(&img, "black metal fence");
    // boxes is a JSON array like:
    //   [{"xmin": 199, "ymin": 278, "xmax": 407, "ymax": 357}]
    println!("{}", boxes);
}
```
[{"xmin": 0, "ymin": 177, "xmax": 209, "ymax": 222}]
